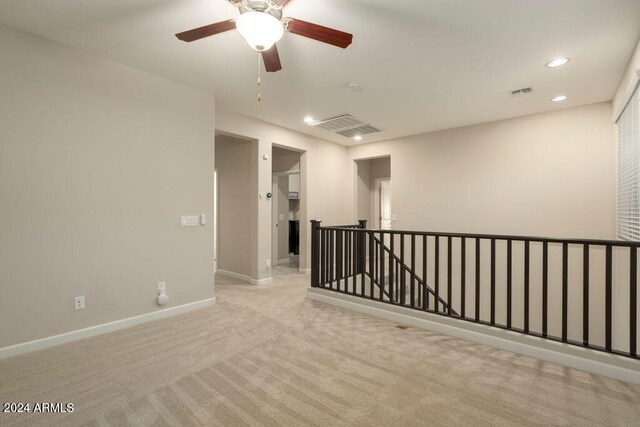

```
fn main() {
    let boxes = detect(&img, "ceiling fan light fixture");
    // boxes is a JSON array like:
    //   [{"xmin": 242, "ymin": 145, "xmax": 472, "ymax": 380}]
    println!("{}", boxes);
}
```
[{"xmin": 236, "ymin": 11, "xmax": 284, "ymax": 51}]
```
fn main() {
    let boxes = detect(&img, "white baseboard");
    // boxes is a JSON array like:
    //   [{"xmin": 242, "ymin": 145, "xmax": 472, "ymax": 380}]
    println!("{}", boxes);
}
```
[
  {"xmin": 299, "ymin": 268, "xmax": 311, "ymax": 274},
  {"xmin": 307, "ymin": 288, "xmax": 640, "ymax": 385},
  {"xmin": 216, "ymin": 269, "xmax": 252, "ymax": 283},
  {"xmin": 250, "ymin": 277, "xmax": 273, "ymax": 285},
  {"xmin": 0, "ymin": 297, "xmax": 216, "ymax": 360},
  {"xmin": 278, "ymin": 258, "xmax": 290, "ymax": 265},
  {"xmin": 216, "ymin": 269, "xmax": 272, "ymax": 286}
]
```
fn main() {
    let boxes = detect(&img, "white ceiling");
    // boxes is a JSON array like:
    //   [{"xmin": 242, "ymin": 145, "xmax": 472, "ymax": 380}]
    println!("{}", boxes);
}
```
[{"xmin": 1, "ymin": 0, "xmax": 639, "ymax": 146}]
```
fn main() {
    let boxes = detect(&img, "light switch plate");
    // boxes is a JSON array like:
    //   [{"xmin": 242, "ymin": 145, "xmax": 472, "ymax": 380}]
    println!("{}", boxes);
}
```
[
  {"xmin": 74, "ymin": 296, "xmax": 85, "ymax": 311},
  {"xmin": 181, "ymin": 215, "xmax": 199, "ymax": 227}
]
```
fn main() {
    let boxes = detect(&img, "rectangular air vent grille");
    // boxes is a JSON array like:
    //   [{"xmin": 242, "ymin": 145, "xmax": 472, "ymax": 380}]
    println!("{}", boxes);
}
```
[
  {"xmin": 510, "ymin": 87, "xmax": 534, "ymax": 97},
  {"xmin": 337, "ymin": 125, "xmax": 382, "ymax": 138},
  {"xmin": 311, "ymin": 114, "xmax": 382, "ymax": 138},
  {"xmin": 313, "ymin": 114, "xmax": 365, "ymax": 131}
]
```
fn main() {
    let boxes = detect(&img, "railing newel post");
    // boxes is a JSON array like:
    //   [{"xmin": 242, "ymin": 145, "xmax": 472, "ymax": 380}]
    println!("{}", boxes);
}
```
[{"xmin": 310, "ymin": 220, "xmax": 321, "ymax": 288}]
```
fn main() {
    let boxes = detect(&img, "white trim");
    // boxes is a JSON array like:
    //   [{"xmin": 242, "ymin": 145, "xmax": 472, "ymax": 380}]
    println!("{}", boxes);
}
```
[
  {"xmin": 279, "ymin": 258, "xmax": 291, "ymax": 264},
  {"xmin": 613, "ymin": 69, "xmax": 640, "ymax": 122},
  {"xmin": 0, "ymin": 297, "xmax": 215, "ymax": 360},
  {"xmin": 250, "ymin": 277, "xmax": 273, "ymax": 285},
  {"xmin": 299, "ymin": 268, "xmax": 311, "ymax": 274},
  {"xmin": 307, "ymin": 288, "xmax": 640, "ymax": 385},
  {"xmin": 217, "ymin": 269, "xmax": 272, "ymax": 286},
  {"xmin": 216, "ymin": 269, "xmax": 252, "ymax": 283}
]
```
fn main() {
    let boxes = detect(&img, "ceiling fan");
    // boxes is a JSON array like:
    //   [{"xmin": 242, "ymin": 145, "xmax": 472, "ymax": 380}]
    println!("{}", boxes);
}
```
[{"xmin": 175, "ymin": 0, "xmax": 353, "ymax": 73}]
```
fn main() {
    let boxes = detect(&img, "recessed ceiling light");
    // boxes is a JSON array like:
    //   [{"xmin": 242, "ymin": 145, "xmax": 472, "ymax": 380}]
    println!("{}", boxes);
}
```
[
  {"xmin": 354, "ymin": 135, "xmax": 363, "ymax": 141},
  {"xmin": 303, "ymin": 116, "xmax": 314, "ymax": 125},
  {"xmin": 551, "ymin": 95, "xmax": 568, "ymax": 102},
  {"xmin": 546, "ymin": 57, "xmax": 570, "ymax": 68}
]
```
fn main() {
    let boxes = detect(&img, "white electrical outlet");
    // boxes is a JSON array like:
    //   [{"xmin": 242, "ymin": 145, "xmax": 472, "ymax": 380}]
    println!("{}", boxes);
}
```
[
  {"xmin": 266, "ymin": 259, "xmax": 271, "ymax": 268},
  {"xmin": 158, "ymin": 281, "xmax": 166, "ymax": 294},
  {"xmin": 74, "ymin": 296, "xmax": 85, "ymax": 311}
]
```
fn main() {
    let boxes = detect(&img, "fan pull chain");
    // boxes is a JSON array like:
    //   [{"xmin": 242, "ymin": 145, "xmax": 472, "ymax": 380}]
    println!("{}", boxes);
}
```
[{"xmin": 257, "ymin": 51, "xmax": 262, "ymax": 102}]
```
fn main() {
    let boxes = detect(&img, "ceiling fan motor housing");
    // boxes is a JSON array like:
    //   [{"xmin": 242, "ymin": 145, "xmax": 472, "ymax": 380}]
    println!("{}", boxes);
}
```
[{"xmin": 239, "ymin": 0, "xmax": 283, "ymax": 20}]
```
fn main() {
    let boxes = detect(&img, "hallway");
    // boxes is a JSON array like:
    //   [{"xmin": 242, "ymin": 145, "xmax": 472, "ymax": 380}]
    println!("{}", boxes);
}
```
[{"xmin": 2, "ymin": 267, "xmax": 640, "ymax": 426}]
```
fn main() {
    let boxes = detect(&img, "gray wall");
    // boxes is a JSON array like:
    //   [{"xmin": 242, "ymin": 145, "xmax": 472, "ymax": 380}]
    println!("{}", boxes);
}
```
[
  {"xmin": 215, "ymin": 135, "xmax": 253, "ymax": 277},
  {"xmin": 0, "ymin": 24, "xmax": 215, "ymax": 348}
]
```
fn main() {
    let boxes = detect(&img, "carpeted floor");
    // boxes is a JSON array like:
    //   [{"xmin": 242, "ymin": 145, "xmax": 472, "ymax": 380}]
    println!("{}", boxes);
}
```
[{"xmin": 1, "ymin": 265, "xmax": 640, "ymax": 426}]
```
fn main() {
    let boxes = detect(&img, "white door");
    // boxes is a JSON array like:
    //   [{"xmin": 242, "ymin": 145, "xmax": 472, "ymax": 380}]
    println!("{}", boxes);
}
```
[{"xmin": 379, "ymin": 180, "xmax": 392, "ymax": 230}]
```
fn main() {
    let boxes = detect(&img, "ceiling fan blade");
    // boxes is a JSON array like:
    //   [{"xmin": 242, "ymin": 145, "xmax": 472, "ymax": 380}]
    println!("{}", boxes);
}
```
[
  {"xmin": 176, "ymin": 20, "xmax": 236, "ymax": 42},
  {"xmin": 262, "ymin": 45, "xmax": 283, "ymax": 72},
  {"xmin": 285, "ymin": 18, "xmax": 353, "ymax": 49}
]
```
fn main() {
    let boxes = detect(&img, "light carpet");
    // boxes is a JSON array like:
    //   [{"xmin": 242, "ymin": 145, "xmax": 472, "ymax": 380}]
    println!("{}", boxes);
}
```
[{"xmin": 1, "ymin": 265, "xmax": 640, "ymax": 426}]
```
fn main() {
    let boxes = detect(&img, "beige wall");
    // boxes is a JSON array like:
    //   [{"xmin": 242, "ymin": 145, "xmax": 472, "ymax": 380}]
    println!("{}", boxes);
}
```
[
  {"xmin": 356, "ymin": 160, "xmax": 371, "ymax": 223},
  {"xmin": 215, "ymin": 135, "xmax": 253, "ymax": 277},
  {"xmin": 215, "ymin": 108, "xmax": 349, "ymax": 275},
  {"xmin": 272, "ymin": 147, "xmax": 300, "ymax": 174},
  {"xmin": 0, "ymin": 25, "xmax": 215, "ymax": 348},
  {"xmin": 347, "ymin": 103, "xmax": 616, "ymax": 239}
]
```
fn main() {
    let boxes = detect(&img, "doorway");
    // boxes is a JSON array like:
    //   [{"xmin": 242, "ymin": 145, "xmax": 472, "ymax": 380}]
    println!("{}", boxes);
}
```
[
  {"xmin": 214, "ymin": 133, "xmax": 254, "ymax": 282},
  {"xmin": 355, "ymin": 156, "xmax": 392, "ymax": 229},
  {"xmin": 272, "ymin": 146, "xmax": 302, "ymax": 269}
]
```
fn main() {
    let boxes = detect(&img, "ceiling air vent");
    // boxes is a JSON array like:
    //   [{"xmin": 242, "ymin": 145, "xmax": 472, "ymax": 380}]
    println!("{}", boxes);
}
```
[
  {"xmin": 311, "ymin": 114, "xmax": 382, "ymax": 138},
  {"xmin": 510, "ymin": 87, "xmax": 534, "ymax": 97},
  {"xmin": 337, "ymin": 125, "xmax": 381, "ymax": 138}
]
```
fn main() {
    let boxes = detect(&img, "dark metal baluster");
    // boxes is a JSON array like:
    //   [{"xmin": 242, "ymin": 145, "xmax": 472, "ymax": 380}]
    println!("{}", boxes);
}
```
[
  {"xmin": 329, "ymin": 230, "xmax": 334, "ymax": 289},
  {"xmin": 524, "ymin": 241, "xmax": 530, "ymax": 333},
  {"xmin": 390, "ymin": 234, "xmax": 395, "ymax": 303},
  {"xmin": 475, "ymin": 238, "xmax": 480, "ymax": 322},
  {"xmin": 368, "ymin": 232, "xmax": 374, "ymax": 299},
  {"xmin": 353, "ymin": 230, "xmax": 358, "ymax": 295},
  {"xmin": 411, "ymin": 235, "xmax": 416, "ymax": 308},
  {"xmin": 583, "ymin": 243, "xmax": 589, "ymax": 346},
  {"xmin": 374, "ymin": 236, "xmax": 379, "ymax": 297},
  {"xmin": 320, "ymin": 229, "xmax": 325, "ymax": 285},
  {"xmin": 400, "ymin": 234, "xmax": 406, "ymax": 305},
  {"xmin": 435, "ymin": 236, "xmax": 440, "ymax": 313},
  {"xmin": 542, "ymin": 241, "xmax": 548, "ymax": 338},
  {"xmin": 605, "ymin": 244, "xmax": 612, "ymax": 352},
  {"xmin": 631, "ymin": 246, "xmax": 637, "ymax": 357},
  {"xmin": 461, "ymin": 237, "xmax": 466, "ymax": 318},
  {"xmin": 507, "ymin": 239, "xmax": 512, "ymax": 329},
  {"xmin": 423, "ymin": 235, "xmax": 428, "ymax": 310},
  {"xmin": 490, "ymin": 238, "xmax": 496, "ymax": 325},
  {"xmin": 337, "ymin": 230, "xmax": 343, "ymax": 291},
  {"xmin": 447, "ymin": 236, "xmax": 452, "ymax": 316},
  {"xmin": 345, "ymin": 231, "xmax": 350, "ymax": 293},
  {"xmin": 380, "ymin": 232, "xmax": 385, "ymax": 302},
  {"xmin": 360, "ymin": 231, "xmax": 365, "ymax": 298},
  {"xmin": 562, "ymin": 242, "xmax": 568, "ymax": 342}
]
